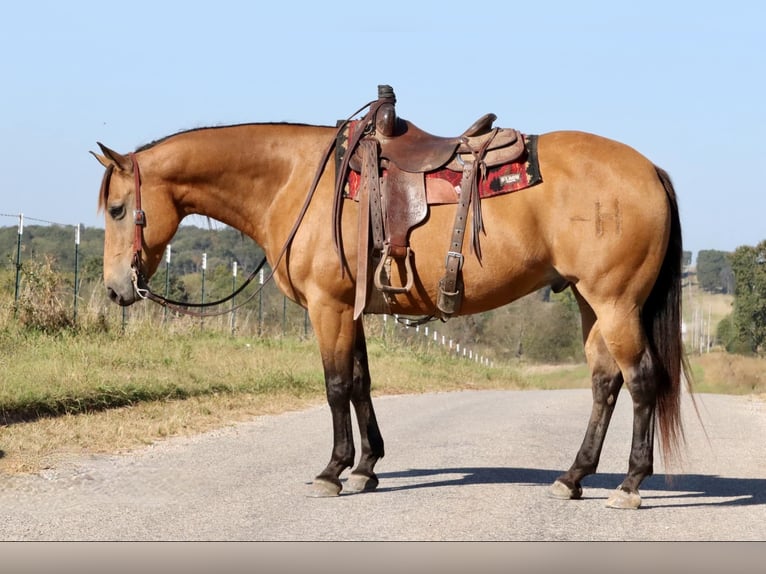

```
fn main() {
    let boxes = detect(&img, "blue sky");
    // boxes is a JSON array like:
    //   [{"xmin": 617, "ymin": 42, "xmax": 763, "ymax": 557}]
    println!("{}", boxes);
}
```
[{"xmin": 1, "ymin": 0, "xmax": 763, "ymax": 258}]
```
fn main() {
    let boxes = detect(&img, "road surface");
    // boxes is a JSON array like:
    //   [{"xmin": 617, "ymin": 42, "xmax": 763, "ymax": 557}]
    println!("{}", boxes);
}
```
[{"xmin": 0, "ymin": 389, "xmax": 763, "ymax": 540}]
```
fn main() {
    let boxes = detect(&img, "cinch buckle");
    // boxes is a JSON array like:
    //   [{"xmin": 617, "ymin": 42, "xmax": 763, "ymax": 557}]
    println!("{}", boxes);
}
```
[
  {"xmin": 133, "ymin": 209, "xmax": 146, "ymax": 226},
  {"xmin": 445, "ymin": 251, "xmax": 464, "ymax": 270}
]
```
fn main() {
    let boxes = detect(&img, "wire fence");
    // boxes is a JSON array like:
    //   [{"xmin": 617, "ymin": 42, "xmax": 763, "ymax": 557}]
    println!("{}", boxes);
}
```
[{"xmin": 1, "ymin": 212, "xmax": 495, "ymax": 367}]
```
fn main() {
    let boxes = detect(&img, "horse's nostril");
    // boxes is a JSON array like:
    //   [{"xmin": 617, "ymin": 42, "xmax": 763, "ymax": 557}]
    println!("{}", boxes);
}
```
[{"xmin": 106, "ymin": 287, "xmax": 123, "ymax": 305}]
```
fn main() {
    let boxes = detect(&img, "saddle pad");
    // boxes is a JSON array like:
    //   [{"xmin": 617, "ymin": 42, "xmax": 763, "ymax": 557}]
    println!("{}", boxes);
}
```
[{"xmin": 342, "ymin": 134, "xmax": 542, "ymax": 203}]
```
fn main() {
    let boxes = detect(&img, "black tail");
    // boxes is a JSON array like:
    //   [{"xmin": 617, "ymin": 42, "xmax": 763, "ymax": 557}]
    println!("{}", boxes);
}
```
[{"xmin": 643, "ymin": 166, "xmax": 694, "ymax": 464}]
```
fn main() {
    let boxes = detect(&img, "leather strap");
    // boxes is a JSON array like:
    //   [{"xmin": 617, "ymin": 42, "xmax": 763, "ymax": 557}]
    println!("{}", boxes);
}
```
[
  {"xmin": 437, "ymin": 131, "xmax": 497, "ymax": 317},
  {"xmin": 129, "ymin": 153, "xmax": 146, "ymax": 273},
  {"xmin": 468, "ymin": 130, "xmax": 497, "ymax": 261},
  {"xmin": 333, "ymin": 96, "xmax": 395, "ymax": 268},
  {"xmin": 439, "ymin": 161, "xmax": 475, "ymax": 309},
  {"xmin": 353, "ymin": 139, "xmax": 379, "ymax": 319}
]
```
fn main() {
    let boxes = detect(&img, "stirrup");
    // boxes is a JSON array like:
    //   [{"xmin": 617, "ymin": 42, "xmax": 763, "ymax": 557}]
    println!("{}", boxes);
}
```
[{"xmin": 373, "ymin": 245, "xmax": 414, "ymax": 294}]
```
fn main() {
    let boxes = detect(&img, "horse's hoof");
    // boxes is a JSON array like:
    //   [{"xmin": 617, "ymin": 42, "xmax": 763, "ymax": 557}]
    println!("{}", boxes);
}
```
[
  {"xmin": 549, "ymin": 479, "xmax": 582, "ymax": 500},
  {"xmin": 307, "ymin": 478, "xmax": 342, "ymax": 498},
  {"xmin": 606, "ymin": 488, "xmax": 642, "ymax": 509},
  {"xmin": 345, "ymin": 472, "xmax": 379, "ymax": 493}
]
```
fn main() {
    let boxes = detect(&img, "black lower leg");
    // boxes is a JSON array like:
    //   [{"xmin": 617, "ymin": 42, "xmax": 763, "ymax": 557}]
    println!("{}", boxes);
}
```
[
  {"xmin": 555, "ymin": 370, "xmax": 624, "ymax": 496},
  {"xmin": 315, "ymin": 372, "xmax": 355, "ymax": 486},
  {"xmin": 350, "ymin": 321, "xmax": 384, "ymax": 480},
  {"xmin": 619, "ymin": 350, "xmax": 657, "ymax": 494}
]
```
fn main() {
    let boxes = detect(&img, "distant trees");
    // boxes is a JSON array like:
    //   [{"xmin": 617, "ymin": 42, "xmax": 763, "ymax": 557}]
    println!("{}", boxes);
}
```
[
  {"xmin": 467, "ymin": 289, "xmax": 584, "ymax": 363},
  {"xmin": 696, "ymin": 249, "xmax": 734, "ymax": 294},
  {"xmin": 726, "ymin": 240, "xmax": 766, "ymax": 355}
]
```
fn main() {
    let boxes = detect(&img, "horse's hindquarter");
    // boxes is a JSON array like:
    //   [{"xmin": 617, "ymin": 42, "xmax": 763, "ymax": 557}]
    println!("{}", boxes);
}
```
[
  {"xmin": 403, "ymin": 131, "xmax": 670, "ymax": 314},
  {"xmin": 535, "ymin": 131, "xmax": 670, "ymax": 303}
]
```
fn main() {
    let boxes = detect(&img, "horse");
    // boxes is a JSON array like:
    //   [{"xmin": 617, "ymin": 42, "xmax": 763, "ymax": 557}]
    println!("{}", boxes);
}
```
[{"xmin": 93, "ymin": 105, "xmax": 692, "ymax": 510}]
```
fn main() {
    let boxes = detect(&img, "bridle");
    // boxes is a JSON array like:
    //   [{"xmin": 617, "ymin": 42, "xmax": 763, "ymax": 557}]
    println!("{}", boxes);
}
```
[{"xmin": 126, "ymin": 152, "xmax": 268, "ymax": 318}]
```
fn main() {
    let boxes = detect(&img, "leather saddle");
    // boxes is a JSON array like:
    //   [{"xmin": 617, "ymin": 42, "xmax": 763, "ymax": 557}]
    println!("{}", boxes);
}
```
[{"xmin": 334, "ymin": 85, "xmax": 527, "ymax": 320}]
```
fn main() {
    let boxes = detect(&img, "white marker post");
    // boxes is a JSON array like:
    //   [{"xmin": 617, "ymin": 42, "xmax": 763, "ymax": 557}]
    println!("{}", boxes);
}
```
[
  {"xmin": 73, "ymin": 224, "xmax": 80, "ymax": 322},
  {"xmin": 231, "ymin": 260, "xmax": 238, "ymax": 335}
]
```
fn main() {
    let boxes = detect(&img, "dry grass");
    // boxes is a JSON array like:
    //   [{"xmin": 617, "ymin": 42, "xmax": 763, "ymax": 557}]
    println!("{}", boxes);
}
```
[
  {"xmin": 690, "ymin": 352, "xmax": 766, "ymax": 398},
  {"xmin": 0, "ymin": 392, "xmax": 321, "ymax": 473},
  {"xmin": 516, "ymin": 363, "xmax": 591, "ymax": 390}
]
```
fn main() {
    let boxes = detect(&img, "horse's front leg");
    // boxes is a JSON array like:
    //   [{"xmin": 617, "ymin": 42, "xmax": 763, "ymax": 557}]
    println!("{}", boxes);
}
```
[
  {"xmin": 345, "ymin": 317, "xmax": 385, "ymax": 493},
  {"xmin": 308, "ymin": 302, "xmax": 358, "ymax": 497}
]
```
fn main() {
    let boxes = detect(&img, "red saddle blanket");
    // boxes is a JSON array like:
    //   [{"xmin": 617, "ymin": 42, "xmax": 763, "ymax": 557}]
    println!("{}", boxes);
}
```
[{"xmin": 342, "ymin": 134, "xmax": 543, "ymax": 204}]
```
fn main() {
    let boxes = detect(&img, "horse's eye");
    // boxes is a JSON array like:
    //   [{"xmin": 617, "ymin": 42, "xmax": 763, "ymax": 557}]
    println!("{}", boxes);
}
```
[{"xmin": 108, "ymin": 204, "xmax": 126, "ymax": 220}]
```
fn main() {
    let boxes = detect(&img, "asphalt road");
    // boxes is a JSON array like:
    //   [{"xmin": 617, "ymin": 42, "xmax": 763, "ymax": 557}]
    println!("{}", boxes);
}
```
[{"xmin": 0, "ymin": 389, "xmax": 763, "ymax": 541}]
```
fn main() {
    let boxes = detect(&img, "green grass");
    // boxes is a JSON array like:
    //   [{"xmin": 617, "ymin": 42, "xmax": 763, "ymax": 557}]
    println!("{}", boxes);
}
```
[
  {"xmin": 0, "ymin": 323, "xmax": 521, "ymax": 426},
  {"xmin": 0, "ymin": 325, "xmax": 327, "ymax": 424}
]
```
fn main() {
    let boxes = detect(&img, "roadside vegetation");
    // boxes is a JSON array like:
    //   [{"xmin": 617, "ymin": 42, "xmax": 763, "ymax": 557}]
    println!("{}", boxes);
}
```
[{"xmin": 1, "ymin": 226, "xmax": 764, "ymax": 475}]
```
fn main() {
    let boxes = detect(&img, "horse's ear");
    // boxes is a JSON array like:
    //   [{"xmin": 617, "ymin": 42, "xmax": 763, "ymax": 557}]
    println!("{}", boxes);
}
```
[
  {"xmin": 90, "ymin": 150, "xmax": 111, "ymax": 169},
  {"xmin": 95, "ymin": 142, "xmax": 133, "ymax": 173}
]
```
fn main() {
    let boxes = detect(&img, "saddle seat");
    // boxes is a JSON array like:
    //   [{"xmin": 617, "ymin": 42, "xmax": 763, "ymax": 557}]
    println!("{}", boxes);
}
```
[{"xmin": 349, "ymin": 113, "xmax": 523, "ymax": 174}]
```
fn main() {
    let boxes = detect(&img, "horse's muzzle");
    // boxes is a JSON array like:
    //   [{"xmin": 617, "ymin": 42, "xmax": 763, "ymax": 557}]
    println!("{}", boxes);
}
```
[
  {"xmin": 105, "ymin": 273, "xmax": 139, "ymax": 306},
  {"xmin": 106, "ymin": 286, "xmax": 135, "ymax": 306}
]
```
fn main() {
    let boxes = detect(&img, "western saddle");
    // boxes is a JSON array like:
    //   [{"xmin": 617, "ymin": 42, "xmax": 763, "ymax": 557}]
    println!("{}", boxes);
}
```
[{"xmin": 334, "ymin": 85, "xmax": 526, "ymax": 320}]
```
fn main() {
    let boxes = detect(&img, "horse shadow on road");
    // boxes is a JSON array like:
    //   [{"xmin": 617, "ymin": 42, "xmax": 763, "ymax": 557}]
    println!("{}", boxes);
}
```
[{"xmin": 366, "ymin": 467, "xmax": 766, "ymax": 509}]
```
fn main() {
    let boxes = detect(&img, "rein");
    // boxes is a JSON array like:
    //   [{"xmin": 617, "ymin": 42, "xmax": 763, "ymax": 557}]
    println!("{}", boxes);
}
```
[{"xmin": 124, "ymin": 98, "xmax": 379, "ymax": 318}]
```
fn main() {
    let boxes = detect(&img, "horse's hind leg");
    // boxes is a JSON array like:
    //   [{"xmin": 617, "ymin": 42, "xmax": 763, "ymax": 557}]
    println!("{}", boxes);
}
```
[
  {"xmin": 551, "ymin": 290, "xmax": 624, "ymax": 500},
  {"xmin": 558, "ymin": 293, "xmax": 658, "ymax": 509},
  {"xmin": 606, "ymin": 346, "xmax": 657, "ymax": 509},
  {"xmin": 345, "ymin": 318, "xmax": 385, "ymax": 493}
]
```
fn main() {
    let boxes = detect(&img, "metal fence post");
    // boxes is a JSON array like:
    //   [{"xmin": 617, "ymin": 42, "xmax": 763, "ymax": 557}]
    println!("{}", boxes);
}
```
[
  {"xmin": 282, "ymin": 295, "xmax": 287, "ymax": 337},
  {"xmin": 258, "ymin": 268, "xmax": 264, "ymax": 336},
  {"xmin": 163, "ymin": 244, "xmax": 171, "ymax": 323},
  {"xmin": 13, "ymin": 214, "xmax": 23, "ymax": 313},
  {"xmin": 231, "ymin": 260, "xmax": 237, "ymax": 336},
  {"xmin": 200, "ymin": 252, "xmax": 206, "ymax": 329}
]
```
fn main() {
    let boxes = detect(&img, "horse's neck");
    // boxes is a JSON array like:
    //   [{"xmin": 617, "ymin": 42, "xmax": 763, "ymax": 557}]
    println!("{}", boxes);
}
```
[{"xmin": 149, "ymin": 124, "xmax": 330, "ymax": 247}]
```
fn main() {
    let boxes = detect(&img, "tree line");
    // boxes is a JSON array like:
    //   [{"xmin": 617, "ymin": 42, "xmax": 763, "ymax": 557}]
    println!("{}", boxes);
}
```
[{"xmin": 693, "ymin": 245, "xmax": 766, "ymax": 355}]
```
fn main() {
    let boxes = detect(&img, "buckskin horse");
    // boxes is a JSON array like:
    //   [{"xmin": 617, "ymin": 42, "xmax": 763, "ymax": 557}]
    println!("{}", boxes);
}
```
[{"xmin": 93, "ymin": 87, "xmax": 692, "ymax": 509}]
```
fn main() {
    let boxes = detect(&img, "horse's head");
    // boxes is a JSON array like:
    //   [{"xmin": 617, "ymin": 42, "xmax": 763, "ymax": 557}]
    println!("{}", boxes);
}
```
[{"xmin": 92, "ymin": 143, "xmax": 181, "ymax": 306}]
